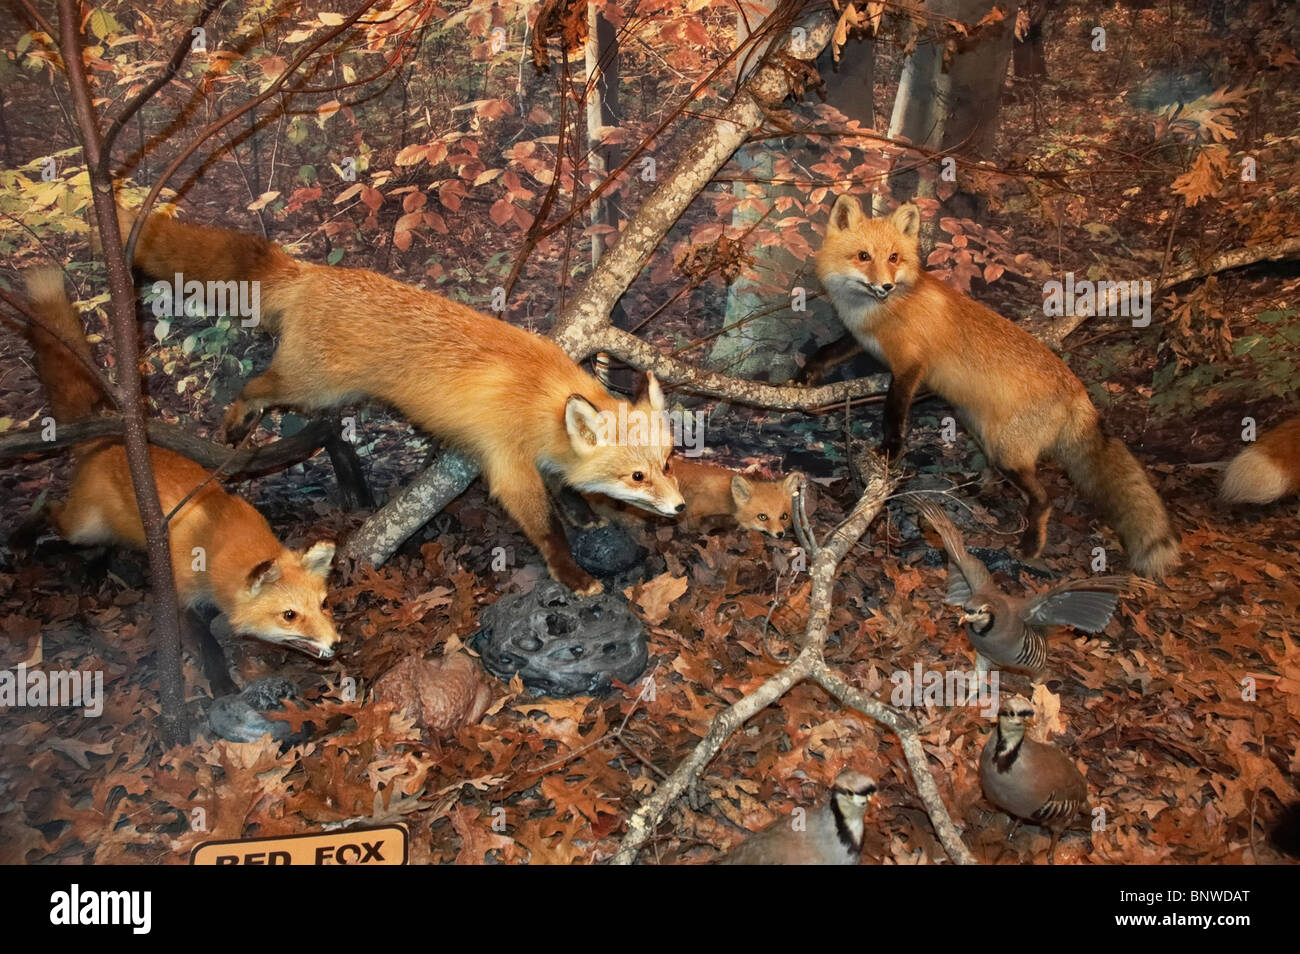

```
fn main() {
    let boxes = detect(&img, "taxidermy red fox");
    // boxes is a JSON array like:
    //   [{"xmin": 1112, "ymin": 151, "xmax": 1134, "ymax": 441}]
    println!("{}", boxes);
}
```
[
  {"xmin": 120, "ymin": 207, "xmax": 683, "ymax": 595},
  {"xmin": 1220, "ymin": 417, "xmax": 1300, "ymax": 504},
  {"xmin": 24, "ymin": 268, "xmax": 339, "ymax": 663},
  {"xmin": 802, "ymin": 197, "xmax": 1177, "ymax": 578},
  {"xmin": 673, "ymin": 458, "xmax": 799, "ymax": 537}
]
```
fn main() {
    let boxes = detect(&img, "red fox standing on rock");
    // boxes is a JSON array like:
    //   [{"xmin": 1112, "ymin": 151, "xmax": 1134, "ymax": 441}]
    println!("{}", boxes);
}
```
[
  {"xmin": 120, "ymin": 207, "xmax": 684, "ymax": 595},
  {"xmin": 24, "ymin": 269, "xmax": 340, "ymax": 691},
  {"xmin": 800, "ymin": 196, "xmax": 1178, "ymax": 578},
  {"xmin": 1220, "ymin": 418, "xmax": 1300, "ymax": 504}
]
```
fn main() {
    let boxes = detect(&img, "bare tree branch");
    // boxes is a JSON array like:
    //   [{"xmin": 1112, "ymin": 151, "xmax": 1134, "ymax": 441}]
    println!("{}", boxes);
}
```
[
  {"xmin": 56, "ymin": 0, "xmax": 189, "ymax": 745},
  {"xmin": 611, "ymin": 454, "xmax": 978, "ymax": 865},
  {"xmin": 1040, "ymin": 235, "xmax": 1300, "ymax": 349}
]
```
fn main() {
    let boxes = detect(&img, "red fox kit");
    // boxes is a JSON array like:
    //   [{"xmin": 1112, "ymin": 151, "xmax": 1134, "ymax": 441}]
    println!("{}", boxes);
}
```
[
  {"xmin": 1221, "ymin": 418, "xmax": 1300, "ymax": 504},
  {"xmin": 674, "ymin": 459, "xmax": 798, "ymax": 537},
  {"xmin": 121, "ymin": 208, "xmax": 683, "ymax": 595},
  {"xmin": 805, "ymin": 197, "xmax": 1177, "ymax": 578},
  {"xmin": 24, "ymin": 269, "xmax": 340, "ymax": 671}
]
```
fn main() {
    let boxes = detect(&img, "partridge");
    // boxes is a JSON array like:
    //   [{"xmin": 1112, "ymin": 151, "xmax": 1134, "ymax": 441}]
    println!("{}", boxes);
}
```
[
  {"xmin": 717, "ymin": 771, "xmax": 876, "ymax": 865},
  {"xmin": 917, "ymin": 500, "xmax": 1129, "ymax": 676},
  {"xmin": 979, "ymin": 695, "xmax": 1088, "ymax": 864}
]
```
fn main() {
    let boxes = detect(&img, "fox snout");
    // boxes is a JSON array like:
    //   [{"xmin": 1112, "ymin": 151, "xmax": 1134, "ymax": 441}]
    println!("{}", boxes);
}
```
[{"xmin": 649, "ymin": 486, "xmax": 686, "ymax": 517}]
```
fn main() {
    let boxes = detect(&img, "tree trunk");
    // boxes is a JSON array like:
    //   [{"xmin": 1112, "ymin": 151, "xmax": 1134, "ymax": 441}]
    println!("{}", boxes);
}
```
[
  {"xmin": 710, "ymin": 1, "xmax": 812, "ymax": 383},
  {"xmin": 886, "ymin": 0, "xmax": 1018, "ymax": 211},
  {"xmin": 585, "ymin": 7, "xmax": 620, "ymax": 269},
  {"xmin": 57, "ymin": 0, "xmax": 189, "ymax": 746}
]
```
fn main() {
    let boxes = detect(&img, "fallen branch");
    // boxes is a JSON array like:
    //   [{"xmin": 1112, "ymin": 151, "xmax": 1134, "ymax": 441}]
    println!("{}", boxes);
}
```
[
  {"xmin": 342, "ymin": 449, "xmax": 480, "ymax": 565},
  {"xmin": 0, "ymin": 414, "xmax": 330, "ymax": 478},
  {"xmin": 1040, "ymin": 235, "xmax": 1300, "ymax": 349},
  {"xmin": 590, "ymin": 325, "xmax": 889, "ymax": 407},
  {"xmin": 610, "ymin": 455, "xmax": 979, "ymax": 865}
]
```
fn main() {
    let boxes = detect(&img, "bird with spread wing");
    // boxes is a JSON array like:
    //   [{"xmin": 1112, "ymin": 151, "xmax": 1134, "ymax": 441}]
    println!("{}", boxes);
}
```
[{"xmin": 916, "ymin": 500, "xmax": 1136, "ymax": 677}]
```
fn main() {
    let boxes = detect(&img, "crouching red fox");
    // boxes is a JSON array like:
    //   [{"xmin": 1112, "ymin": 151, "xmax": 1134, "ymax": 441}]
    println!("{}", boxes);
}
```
[{"xmin": 24, "ymin": 268, "xmax": 339, "ymax": 690}]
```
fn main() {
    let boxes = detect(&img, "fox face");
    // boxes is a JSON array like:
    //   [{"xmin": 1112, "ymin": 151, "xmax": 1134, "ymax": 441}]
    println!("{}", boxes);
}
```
[
  {"xmin": 227, "ymin": 541, "xmax": 340, "ymax": 659},
  {"xmin": 563, "ymin": 374, "xmax": 685, "ymax": 517},
  {"xmin": 730, "ymin": 473, "xmax": 800, "ymax": 538},
  {"xmin": 816, "ymin": 197, "xmax": 922, "ymax": 313}
]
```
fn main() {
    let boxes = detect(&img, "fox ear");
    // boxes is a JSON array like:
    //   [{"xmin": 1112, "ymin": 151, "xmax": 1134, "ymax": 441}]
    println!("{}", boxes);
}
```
[
  {"xmin": 829, "ymin": 194, "xmax": 863, "ymax": 233},
  {"xmin": 731, "ymin": 475, "xmax": 753, "ymax": 504},
  {"xmin": 889, "ymin": 203, "xmax": 921, "ymax": 239},
  {"xmin": 300, "ymin": 540, "xmax": 335, "ymax": 577},
  {"xmin": 246, "ymin": 559, "xmax": 282, "ymax": 594},
  {"xmin": 565, "ymin": 394, "xmax": 604, "ymax": 454},
  {"xmin": 783, "ymin": 473, "xmax": 802, "ymax": 494},
  {"xmin": 633, "ymin": 371, "xmax": 665, "ymax": 411}
]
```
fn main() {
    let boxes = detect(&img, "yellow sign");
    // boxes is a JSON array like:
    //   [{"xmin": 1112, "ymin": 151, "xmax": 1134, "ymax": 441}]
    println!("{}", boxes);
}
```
[{"xmin": 190, "ymin": 825, "xmax": 408, "ymax": 865}]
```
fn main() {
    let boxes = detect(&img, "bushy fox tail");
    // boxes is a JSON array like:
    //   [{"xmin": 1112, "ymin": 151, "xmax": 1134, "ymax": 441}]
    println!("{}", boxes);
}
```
[
  {"xmin": 1055, "ymin": 414, "xmax": 1178, "ymax": 579},
  {"xmin": 118, "ymin": 205, "xmax": 299, "ymax": 294},
  {"xmin": 1220, "ymin": 418, "xmax": 1300, "ymax": 504},
  {"xmin": 23, "ymin": 268, "xmax": 105, "ymax": 424}
]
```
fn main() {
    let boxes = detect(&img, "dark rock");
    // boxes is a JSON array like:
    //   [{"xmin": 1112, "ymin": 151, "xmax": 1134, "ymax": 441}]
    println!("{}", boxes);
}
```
[
  {"xmin": 205, "ymin": 676, "xmax": 308, "ymax": 743},
  {"xmin": 471, "ymin": 580, "xmax": 647, "ymax": 696},
  {"xmin": 569, "ymin": 523, "xmax": 647, "ymax": 577},
  {"xmin": 207, "ymin": 695, "xmax": 291, "ymax": 743}
]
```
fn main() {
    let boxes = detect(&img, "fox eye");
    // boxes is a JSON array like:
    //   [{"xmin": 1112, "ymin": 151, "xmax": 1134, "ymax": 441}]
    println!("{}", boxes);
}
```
[
  {"xmin": 889, "ymin": 251, "xmax": 899, "ymax": 264},
  {"xmin": 758, "ymin": 513, "xmax": 769, "ymax": 521},
  {"xmin": 632, "ymin": 471, "xmax": 644, "ymax": 482},
  {"xmin": 283, "ymin": 610, "xmax": 297, "ymax": 622},
  {"xmin": 857, "ymin": 250, "xmax": 871, "ymax": 262},
  {"xmin": 781, "ymin": 513, "xmax": 789, "ymax": 520}
]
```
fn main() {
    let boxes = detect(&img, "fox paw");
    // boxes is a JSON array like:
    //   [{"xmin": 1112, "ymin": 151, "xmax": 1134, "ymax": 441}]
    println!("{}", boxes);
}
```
[
  {"xmin": 573, "ymin": 578, "xmax": 604, "ymax": 597},
  {"xmin": 560, "ymin": 572, "xmax": 604, "ymax": 597}
]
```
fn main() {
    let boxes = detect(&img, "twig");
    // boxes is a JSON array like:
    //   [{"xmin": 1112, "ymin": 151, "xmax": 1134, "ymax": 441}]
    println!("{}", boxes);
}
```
[{"xmin": 791, "ymin": 473, "xmax": 819, "ymax": 558}]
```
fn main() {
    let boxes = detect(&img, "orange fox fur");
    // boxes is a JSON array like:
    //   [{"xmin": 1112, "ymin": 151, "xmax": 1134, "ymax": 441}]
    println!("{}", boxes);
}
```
[
  {"xmin": 806, "ymin": 197, "xmax": 1177, "ymax": 578},
  {"xmin": 1221, "ymin": 417, "xmax": 1300, "ymax": 504},
  {"xmin": 122, "ymin": 208, "xmax": 684, "ymax": 595},
  {"xmin": 673, "ymin": 458, "xmax": 798, "ymax": 537},
  {"xmin": 24, "ymin": 268, "xmax": 339, "ymax": 661}
]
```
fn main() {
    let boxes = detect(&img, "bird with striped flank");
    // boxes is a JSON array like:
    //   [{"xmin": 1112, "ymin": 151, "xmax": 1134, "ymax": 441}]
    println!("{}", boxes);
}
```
[
  {"xmin": 917, "ymin": 500, "xmax": 1132, "ymax": 678},
  {"xmin": 980, "ymin": 695, "xmax": 1089, "ymax": 864},
  {"xmin": 716, "ymin": 771, "xmax": 876, "ymax": 865}
]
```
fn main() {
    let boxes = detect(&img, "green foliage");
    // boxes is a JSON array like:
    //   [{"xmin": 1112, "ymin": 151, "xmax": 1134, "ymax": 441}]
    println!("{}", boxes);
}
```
[{"xmin": 1151, "ymin": 308, "xmax": 1300, "ymax": 408}]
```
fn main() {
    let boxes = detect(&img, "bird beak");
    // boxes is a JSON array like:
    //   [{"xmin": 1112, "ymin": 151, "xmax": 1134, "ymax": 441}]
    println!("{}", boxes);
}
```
[{"xmin": 958, "ymin": 611, "xmax": 977, "ymax": 625}]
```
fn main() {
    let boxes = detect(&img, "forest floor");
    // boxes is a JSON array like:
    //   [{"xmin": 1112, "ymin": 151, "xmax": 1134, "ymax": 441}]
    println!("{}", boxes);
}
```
[{"xmin": 1, "ymin": 5, "xmax": 1298, "ymax": 864}]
